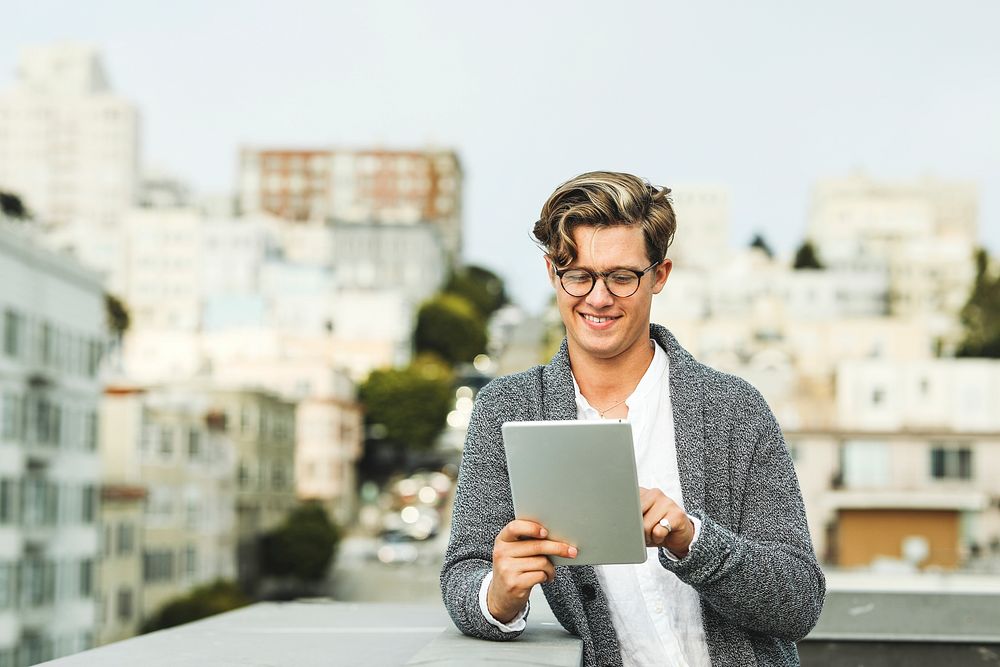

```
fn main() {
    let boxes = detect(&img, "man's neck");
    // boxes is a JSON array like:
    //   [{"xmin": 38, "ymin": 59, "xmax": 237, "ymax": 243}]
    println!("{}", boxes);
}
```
[{"xmin": 569, "ymin": 336, "xmax": 655, "ymax": 406}]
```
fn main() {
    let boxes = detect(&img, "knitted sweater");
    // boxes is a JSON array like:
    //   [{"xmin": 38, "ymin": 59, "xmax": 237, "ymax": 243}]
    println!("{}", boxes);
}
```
[{"xmin": 440, "ymin": 324, "xmax": 825, "ymax": 666}]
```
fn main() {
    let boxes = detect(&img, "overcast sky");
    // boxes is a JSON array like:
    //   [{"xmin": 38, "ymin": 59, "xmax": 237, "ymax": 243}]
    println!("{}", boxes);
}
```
[{"xmin": 4, "ymin": 1, "xmax": 998, "ymax": 311}]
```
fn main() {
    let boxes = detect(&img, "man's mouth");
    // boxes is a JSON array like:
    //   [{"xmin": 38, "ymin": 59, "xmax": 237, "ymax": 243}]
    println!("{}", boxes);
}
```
[{"xmin": 581, "ymin": 313, "xmax": 619, "ymax": 324}]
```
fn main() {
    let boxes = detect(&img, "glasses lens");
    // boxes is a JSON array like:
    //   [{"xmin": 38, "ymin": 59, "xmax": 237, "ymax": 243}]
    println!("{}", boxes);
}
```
[
  {"xmin": 606, "ymin": 271, "xmax": 640, "ymax": 297},
  {"xmin": 560, "ymin": 270, "xmax": 594, "ymax": 296}
]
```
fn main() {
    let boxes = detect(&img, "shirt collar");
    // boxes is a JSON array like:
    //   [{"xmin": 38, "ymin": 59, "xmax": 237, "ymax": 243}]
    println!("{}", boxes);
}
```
[{"xmin": 572, "ymin": 340, "xmax": 669, "ymax": 417}]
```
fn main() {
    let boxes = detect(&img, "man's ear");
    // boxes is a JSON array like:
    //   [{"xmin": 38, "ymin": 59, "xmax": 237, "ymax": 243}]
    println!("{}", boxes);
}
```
[{"xmin": 651, "ymin": 258, "xmax": 672, "ymax": 295}]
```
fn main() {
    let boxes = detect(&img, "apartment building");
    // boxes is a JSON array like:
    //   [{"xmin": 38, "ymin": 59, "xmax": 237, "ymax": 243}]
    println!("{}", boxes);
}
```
[
  {"xmin": 238, "ymin": 147, "xmax": 462, "ymax": 261},
  {"xmin": 0, "ymin": 43, "xmax": 138, "ymax": 227},
  {"xmin": 0, "ymin": 223, "xmax": 104, "ymax": 663},
  {"xmin": 790, "ymin": 358, "xmax": 1000, "ymax": 570},
  {"xmin": 99, "ymin": 385, "xmax": 239, "ymax": 626}
]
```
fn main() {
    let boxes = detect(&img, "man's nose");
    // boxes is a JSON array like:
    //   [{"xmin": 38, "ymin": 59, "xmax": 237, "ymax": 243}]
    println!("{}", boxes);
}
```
[{"xmin": 586, "ymin": 278, "xmax": 615, "ymax": 308}]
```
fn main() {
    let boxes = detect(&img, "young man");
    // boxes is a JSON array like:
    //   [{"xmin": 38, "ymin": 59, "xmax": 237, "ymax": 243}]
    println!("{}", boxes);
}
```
[{"xmin": 440, "ymin": 171, "xmax": 825, "ymax": 666}]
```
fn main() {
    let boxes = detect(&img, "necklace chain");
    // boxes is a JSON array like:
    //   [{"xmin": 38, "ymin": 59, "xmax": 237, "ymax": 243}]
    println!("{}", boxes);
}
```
[{"xmin": 597, "ymin": 397, "xmax": 628, "ymax": 418}]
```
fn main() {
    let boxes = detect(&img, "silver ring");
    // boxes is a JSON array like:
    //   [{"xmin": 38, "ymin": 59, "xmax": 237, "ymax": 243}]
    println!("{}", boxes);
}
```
[{"xmin": 658, "ymin": 517, "xmax": 672, "ymax": 533}]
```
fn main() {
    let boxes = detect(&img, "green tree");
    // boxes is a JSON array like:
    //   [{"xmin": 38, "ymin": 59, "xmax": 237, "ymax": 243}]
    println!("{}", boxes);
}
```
[
  {"xmin": 105, "ymin": 293, "xmax": 131, "ymax": 338},
  {"xmin": 444, "ymin": 265, "xmax": 508, "ymax": 319},
  {"xmin": 414, "ymin": 294, "xmax": 487, "ymax": 365},
  {"xmin": 141, "ymin": 580, "xmax": 250, "ymax": 633},
  {"xmin": 0, "ymin": 192, "xmax": 28, "ymax": 220},
  {"xmin": 792, "ymin": 241, "xmax": 824, "ymax": 270},
  {"xmin": 957, "ymin": 248, "xmax": 1000, "ymax": 358},
  {"xmin": 749, "ymin": 233, "xmax": 774, "ymax": 259},
  {"xmin": 259, "ymin": 502, "xmax": 341, "ymax": 583},
  {"xmin": 358, "ymin": 357, "xmax": 453, "ymax": 451}
]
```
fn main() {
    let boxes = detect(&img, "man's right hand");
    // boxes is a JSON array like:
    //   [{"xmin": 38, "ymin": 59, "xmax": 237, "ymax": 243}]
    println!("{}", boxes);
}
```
[{"xmin": 487, "ymin": 519, "xmax": 578, "ymax": 623}]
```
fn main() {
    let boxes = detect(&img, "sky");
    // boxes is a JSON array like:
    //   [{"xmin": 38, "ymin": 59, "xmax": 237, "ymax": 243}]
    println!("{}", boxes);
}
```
[{"xmin": 3, "ymin": 1, "xmax": 999, "ymax": 312}]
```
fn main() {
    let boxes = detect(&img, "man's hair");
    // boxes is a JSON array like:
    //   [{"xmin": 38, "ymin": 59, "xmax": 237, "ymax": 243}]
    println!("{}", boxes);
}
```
[{"xmin": 532, "ymin": 171, "xmax": 676, "ymax": 267}]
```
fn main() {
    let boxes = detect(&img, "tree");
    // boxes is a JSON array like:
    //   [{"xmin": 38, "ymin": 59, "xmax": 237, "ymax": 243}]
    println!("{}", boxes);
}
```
[
  {"xmin": 749, "ymin": 233, "xmax": 774, "ymax": 259},
  {"xmin": 957, "ymin": 248, "xmax": 1000, "ymax": 358},
  {"xmin": 792, "ymin": 241, "xmax": 824, "ymax": 270},
  {"xmin": 105, "ymin": 293, "xmax": 131, "ymax": 338},
  {"xmin": 444, "ymin": 265, "xmax": 508, "ymax": 319},
  {"xmin": 414, "ymin": 294, "xmax": 487, "ymax": 365},
  {"xmin": 141, "ymin": 580, "xmax": 250, "ymax": 633},
  {"xmin": 0, "ymin": 192, "xmax": 27, "ymax": 220},
  {"xmin": 358, "ymin": 357, "xmax": 453, "ymax": 451},
  {"xmin": 259, "ymin": 502, "xmax": 341, "ymax": 583}
]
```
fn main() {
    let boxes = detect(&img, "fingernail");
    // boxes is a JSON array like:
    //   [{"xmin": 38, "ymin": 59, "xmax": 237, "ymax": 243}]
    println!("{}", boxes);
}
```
[
  {"xmin": 540, "ymin": 528, "xmax": 548, "ymax": 538},
  {"xmin": 568, "ymin": 546, "xmax": 578, "ymax": 557}
]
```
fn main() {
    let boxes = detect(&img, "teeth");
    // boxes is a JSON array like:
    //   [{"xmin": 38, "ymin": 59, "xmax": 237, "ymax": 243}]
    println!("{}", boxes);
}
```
[{"xmin": 584, "ymin": 314, "xmax": 611, "ymax": 323}]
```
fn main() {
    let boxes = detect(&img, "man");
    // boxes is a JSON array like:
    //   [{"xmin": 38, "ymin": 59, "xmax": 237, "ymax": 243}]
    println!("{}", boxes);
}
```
[{"xmin": 440, "ymin": 171, "xmax": 825, "ymax": 666}]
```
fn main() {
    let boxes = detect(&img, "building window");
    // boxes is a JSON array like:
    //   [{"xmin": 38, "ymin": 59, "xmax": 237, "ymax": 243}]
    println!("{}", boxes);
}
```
[
  {"xmin": 930, "ymin": 445, "xmax": 973, "ymax": 480},
  {"xmin": 184, "ymin": 546, "xmax": 197, "ymax": 578},
  {"xmin": 79, "ymin": 559, "xmax": 93, "ymax": 597},
  {"xmin": 81, "ymin": 485, "xmax": 97, "ymax": 523},
  {"xmin": 841, "ymin": 440, "xmax": 890, "ymax": 488},
  {"xmin": 0, "ymin": 562, "xmax": 14, "ymax": 609},
  {"xmin": 159, "ymin": 426, "xmax": 174, "ymax": 456},
  {"xmin": 116, "ymin": 587, "xmax": 133, "ymax": 621},
  {"xmin": 84, "ymin": 411, "xmax": 97, "ymax": 450},
  {"xmin": 117, "ymin": 522, "xmax": 136, "ymax": 556},
  {"xmin": 142, "ymin": 550, "xmax": 174, "ymax": 583},
  {"xmin": 187, "ymin": 428, "xmax": 201, "ymax": 459},
  {"xmin": 1, "ymin": 394, "xmax": 22, "ymax": 440},
  {"xmin": 3, "ymin": 309, "xmax": 22, "ymax": 358},
  {"xmin": 870, "ymin": 387, "xmax": 885, "ymax": 406},
  {"xmin": 0, "ymin": 479, "xmax": 18, "ymax": 523}
]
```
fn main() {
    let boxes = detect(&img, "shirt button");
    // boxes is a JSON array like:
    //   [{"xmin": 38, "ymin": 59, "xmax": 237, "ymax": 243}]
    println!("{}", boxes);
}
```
[
  {"xmin": 580, "ymin": 584, "xmax": 596, "ymax": 601},
  {"xmin": 654, "ymin": 602, "xmax": 663, "ymax": 614}
]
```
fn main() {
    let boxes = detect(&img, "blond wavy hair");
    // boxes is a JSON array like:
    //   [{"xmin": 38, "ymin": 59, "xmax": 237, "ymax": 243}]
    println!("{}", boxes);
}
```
[{"xmin": 532, "ymin": 171, "xmax": 676, "ymax": 267}]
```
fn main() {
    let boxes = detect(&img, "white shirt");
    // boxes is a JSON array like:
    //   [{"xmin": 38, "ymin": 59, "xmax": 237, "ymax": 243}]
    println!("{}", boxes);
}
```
[{"xmin": 480, "ymin": 341, "xmax": 711, "ymax": 667}]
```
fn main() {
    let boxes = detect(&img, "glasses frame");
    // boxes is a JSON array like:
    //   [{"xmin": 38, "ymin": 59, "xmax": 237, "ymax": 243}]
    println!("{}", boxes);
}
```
[{"xmin": 553, "ymin": 259, "xmax": 663, "ymax": 298}]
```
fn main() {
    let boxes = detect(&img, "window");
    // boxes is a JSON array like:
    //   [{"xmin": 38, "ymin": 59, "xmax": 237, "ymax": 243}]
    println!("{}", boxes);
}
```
[
  {"xmin": 841, "ymin": 440, "xmax": 890, "ymax": 488},
  {"xmin": 142, "ymin": 550, "xmax": 174, "ymax": 583},
  {"xmin": 3, "ymin": 309, "xmax": 21, "ymax": 357},
  {"xmin": 159, "ymin": 426, "xmax": 174, "ymax": 456},
  {"xmin": 0, "ymin": 479, "xmax": 18, "ymax": 523},
  {"xmin": 79, "ymin": 559, "xmax": 93, "ymax": 597},
  {"xmin": 83, "ymin": 411, "xmax": 97, "ymax": 450},
  {"xmin": 187, "ymin": 428, "xmax": 201, "ymax": 459},
  {"xmin": 117, "ymin": 522, "xmax": 135, "ymax": 555},
  {"xmin": 184, "ymin": 546, "xmax": 197, "ymax": 578},
  {"xmin": 81, "ymin": 485, "xmax": 96, "ymax": 523},
  {"xmin": 930, "ymin": 445, "xmax": 973, "ymax": 480},
  {"xmin": 0, "ymin": 562, "xmax": 14, "ymax": 609},
  {"xmin": 1, "ymin": 394, "xmax": 21, "ymax": 439},
  {"xmin": 116, "ymin": 587, "xmax": 133, "ymax": 621}
]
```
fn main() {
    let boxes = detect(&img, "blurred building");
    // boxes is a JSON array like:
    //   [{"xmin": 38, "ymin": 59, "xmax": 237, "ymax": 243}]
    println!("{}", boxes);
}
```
[
  {"xmin": 807, "ymin": 172, "xmax": 979, "ymax": 347},
  {"xmin": 95, "ymin": 485, "xmax": 144, "ymax": 645},
  {"xmin": 667, "ymin": 185, "xmax": 731, "ymax": 271},
  {"xmin": 99, "ymin": 385, "xmax": 240, "ymax": 626},
  {"xmin": 790, "ymin": 358, "xmax": 1000, "ymax": 570},
  {"xmin": 238, "ymin": 147, "xmax": 463, "ymax": 261},
  {"xmin": 0, "ymin": 224, "xmax": 104, "ymax": 663},
  {"xmin": 0, "ymin": 43, "xmax": 139, "ymax": 227}
]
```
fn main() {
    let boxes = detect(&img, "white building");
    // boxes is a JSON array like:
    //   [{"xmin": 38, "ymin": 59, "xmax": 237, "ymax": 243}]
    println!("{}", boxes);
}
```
[
  {"xmin": 0, "ymin": 43, "xmax": 139, "ymax": 228},
  {"xmin": 806, "ymin": 172, "xmax": 979, "ymax": 344},
  {"xmin": 0, "ymin": 223, "xmax": 104, "ymax": 663},
  {"xmin": 667, "ymin": 185, "xmax": 731, "ymax": 271},
  {"xmin": 789, "ymin": 358, "xmax": 1000, "ymax": 572},
  {"xmin": 99, "ymin": 385, "xmax": 239, "ymax": 623}
]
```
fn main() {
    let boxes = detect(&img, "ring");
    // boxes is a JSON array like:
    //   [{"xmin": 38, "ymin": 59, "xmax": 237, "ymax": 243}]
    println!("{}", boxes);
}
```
[{"xmin": 658, "ymin": 517, "xmax": 672, "ymax": 533}]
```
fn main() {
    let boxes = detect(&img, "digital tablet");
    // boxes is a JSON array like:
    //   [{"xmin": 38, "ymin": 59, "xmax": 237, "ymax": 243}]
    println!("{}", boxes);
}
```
[{"xmin": 501, "ymin": 420, "xmax": 647, "ymax": 566}]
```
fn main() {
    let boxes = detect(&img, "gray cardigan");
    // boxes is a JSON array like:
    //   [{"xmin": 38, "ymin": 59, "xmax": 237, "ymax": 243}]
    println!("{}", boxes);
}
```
[{"xmin": 440, "ymin": 324, "xmax": 825, "ymax": 666}]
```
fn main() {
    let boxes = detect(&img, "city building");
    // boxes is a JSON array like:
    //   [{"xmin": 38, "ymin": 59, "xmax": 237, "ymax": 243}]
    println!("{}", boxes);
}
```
[
  {"xmin": 98, "ymin": 385, "xmax": 238, "ymax": 626},
  {"xmin": 0, "ymin": 223, "xmax": 105, "ymax": 663},
  {"xmin": 238, "ymin": 147, "xmax": 463, "ymax": 261},
  {"xmin": 806, "ymin": 172, "xmax": 979, "ymax": 346},
  {"xmin": 95, "ymin": 484, "xmax": 144, "ymax": 645},
  {"xmin": 0, "ymin": 43, "xmax": 139, "ymax": 228},
  {"xmin": 667, "ymin": 185, "xmax": 731, "ymax": 271}
]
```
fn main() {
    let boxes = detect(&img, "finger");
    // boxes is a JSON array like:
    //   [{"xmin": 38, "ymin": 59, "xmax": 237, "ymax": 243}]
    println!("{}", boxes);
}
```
[
  {"xmin": 511, "ymin": 555, "xmax": 558, "ymax": 578},
  {"xmin": 638, "ymin": 488, "xmax": 659, "ymax": 513},
  {"xmin": 516, "ymin": 570, "xmax": 549, "ymax": 589},
  {"xmin": 498, "ymin": 520, "xmax": 549, "ymax": 542},
  {"xmin": 650, "ymin": 523, "xmax": 669, "ymax": 546},
  {"xmin": 642, "ymin": 498, "xmax": 673, "ymax": 536},
  {"xmin": 506, "ymin": 539, "xmax": 578, "ymax": 560}
]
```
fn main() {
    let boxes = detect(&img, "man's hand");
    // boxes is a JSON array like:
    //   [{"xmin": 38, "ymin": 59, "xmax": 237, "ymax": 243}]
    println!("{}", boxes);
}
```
[
  {"xmin": 639, "ymin": 487, "xmax": 695, "ymax": 557},
  {"xmin": 487, "ymin": 519, "xmax": 577, "ymax": 623}
]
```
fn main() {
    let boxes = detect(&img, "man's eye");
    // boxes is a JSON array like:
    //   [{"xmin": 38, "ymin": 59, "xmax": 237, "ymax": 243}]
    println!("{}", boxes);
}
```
[
  {"xmin": 564, "ymin": 272, "xmax": 591, "ymax": 283},
  {"xmin": 609, "ymin": 273, "xmax": 635, "ymax": 284}
]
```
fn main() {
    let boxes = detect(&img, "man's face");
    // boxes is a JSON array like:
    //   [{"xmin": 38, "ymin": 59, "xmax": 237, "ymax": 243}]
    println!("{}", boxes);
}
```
[{"xmin": 545, "ymin": 225, "xmax": 671, "ymax": 363}]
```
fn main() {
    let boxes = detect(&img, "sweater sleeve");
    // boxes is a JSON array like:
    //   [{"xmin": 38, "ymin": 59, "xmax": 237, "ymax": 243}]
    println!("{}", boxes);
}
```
[
  {"xmin": 440, "ymin": 380, "xmax": 528, "ymax": 641},
  {"xmin": 658, "ymin": 389, "xmax": 826, "ymax": 641}
]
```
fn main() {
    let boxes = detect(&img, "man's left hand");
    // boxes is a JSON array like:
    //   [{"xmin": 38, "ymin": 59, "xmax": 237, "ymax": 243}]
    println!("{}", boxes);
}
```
[{"xmin": 638, "ymin": 487, "xmax": 694, "ymax": 558}]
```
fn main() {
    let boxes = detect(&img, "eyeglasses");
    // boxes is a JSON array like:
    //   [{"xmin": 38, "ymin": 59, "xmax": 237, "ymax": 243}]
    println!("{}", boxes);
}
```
[{"xmin": 554, "ymin": 260, "xmax": 662, "ymax": 298}]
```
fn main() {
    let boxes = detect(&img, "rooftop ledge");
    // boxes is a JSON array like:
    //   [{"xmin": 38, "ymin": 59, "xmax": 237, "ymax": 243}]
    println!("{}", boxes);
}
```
[{"xmin": 43, "ymin": 586, "xmax": 1000, "ymax": 667}]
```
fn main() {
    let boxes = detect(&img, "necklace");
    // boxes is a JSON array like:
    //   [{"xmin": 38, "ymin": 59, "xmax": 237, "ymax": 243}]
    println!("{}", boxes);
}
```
[{"xmin": 597, "ymin": 397, "xmax": 628, "ymax": 418}]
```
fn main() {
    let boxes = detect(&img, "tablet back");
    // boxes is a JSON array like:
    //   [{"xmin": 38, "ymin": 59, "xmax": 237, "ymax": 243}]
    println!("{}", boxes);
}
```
[{"xmin": 501, "ymin": 420, "xmax": 647, "ymax": 566}]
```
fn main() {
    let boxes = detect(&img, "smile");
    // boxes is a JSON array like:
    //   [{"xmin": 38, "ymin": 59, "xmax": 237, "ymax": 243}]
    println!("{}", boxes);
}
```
[{"xmin": 581, "ymin": 313, "xmax": 619, "ymax": 324}]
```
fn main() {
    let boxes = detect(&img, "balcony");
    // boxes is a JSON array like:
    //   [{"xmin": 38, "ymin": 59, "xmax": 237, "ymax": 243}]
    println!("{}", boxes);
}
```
[{"xmin": 43, "ymin": 573, "xmax": 1000, "ymax": 666}]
